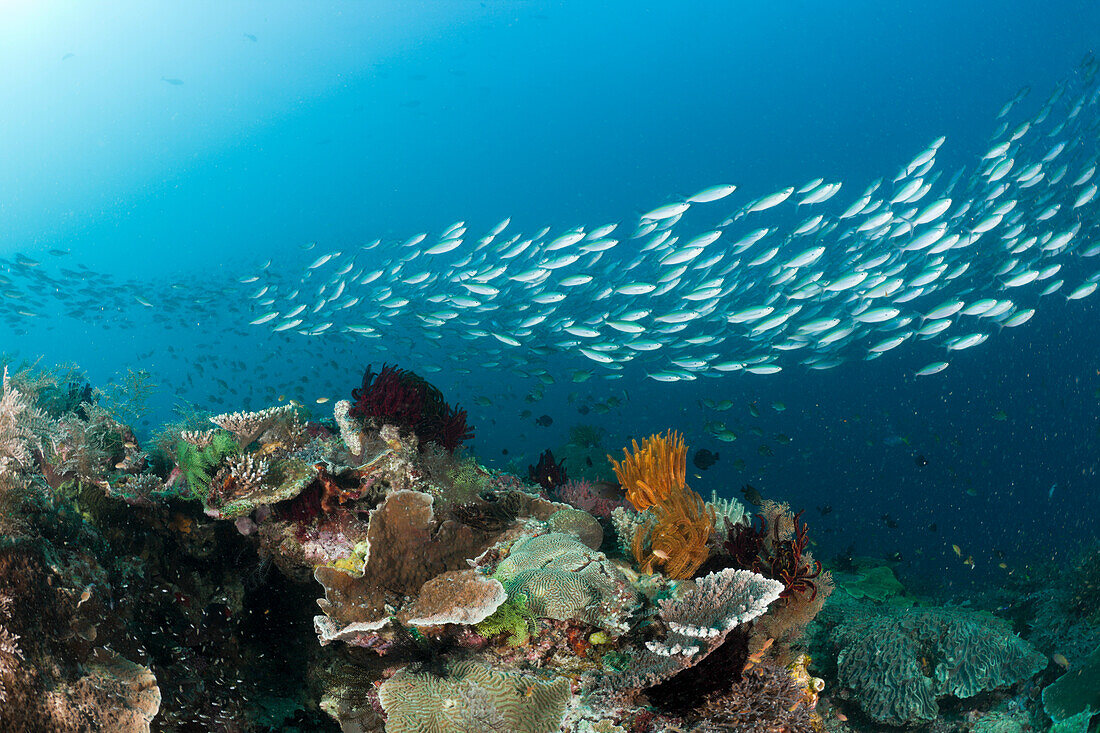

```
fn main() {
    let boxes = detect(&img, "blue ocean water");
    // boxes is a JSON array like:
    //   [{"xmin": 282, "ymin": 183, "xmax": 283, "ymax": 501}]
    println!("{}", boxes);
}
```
[{"xmin": 2, "ymin": 0, "xmax": 1099, "ymax": 600}]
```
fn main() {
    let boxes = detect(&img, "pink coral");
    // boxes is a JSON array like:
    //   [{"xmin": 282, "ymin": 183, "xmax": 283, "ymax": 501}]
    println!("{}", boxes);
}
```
[{"xmin": 556, "ymin": 479, "xmax": 628, "ymax": 520}]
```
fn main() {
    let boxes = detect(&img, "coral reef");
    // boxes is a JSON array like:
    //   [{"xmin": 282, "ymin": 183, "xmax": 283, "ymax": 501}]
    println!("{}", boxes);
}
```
[
  {"xmin": 822, "ymin": 596, "xmax": 1047, "ymax": 726},
  {"xmin": 704, "ymin": 500, "xmax": 834, "ymax": 665},
  {"xmin": 16, "ymin": 364, "xmax": 1067, "ymax": 733}
]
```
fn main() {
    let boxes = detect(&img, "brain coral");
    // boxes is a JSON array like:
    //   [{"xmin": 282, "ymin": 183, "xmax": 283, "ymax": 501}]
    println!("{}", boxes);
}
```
[
  {"xmin": 546, "ymin": 508, "xmax": 604, "ymax": 550},
  {"xmin": 828, "ymin": 603, "xmax": 1046, "ymax": 726},
  {"xmin": 491, "ymin": 532, "xmax": 637, "ymax": 633},
  {"xmin": 378, "ymin": 661, "xmax": 571, "ymax": 733}
]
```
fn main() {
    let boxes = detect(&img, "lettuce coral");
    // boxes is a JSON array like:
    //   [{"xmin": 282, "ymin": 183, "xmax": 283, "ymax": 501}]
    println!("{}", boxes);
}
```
[{"xmin": 828, "ymin": 602, "xmax": 1046, "ymax": 726}]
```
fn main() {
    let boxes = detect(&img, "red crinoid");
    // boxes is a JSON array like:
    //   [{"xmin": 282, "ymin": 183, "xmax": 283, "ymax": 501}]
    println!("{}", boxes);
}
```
[
  {"xmin": 724, "ymin": 510, "xmax": 822, "ymax": 603},
  {"xmin": 349, "ymin": 363, "xmax": 473, "ymax": 452},
  {"xmin": 528, "ymin": 449, "xmax": 567, "ymax": 492},
  {"xmin": 724, "ymin": 514, "xmax": 768, "ymax": 569},
  {"xmin": 766, "ymin": 510, "xmax": 823, "ymax": 602}
]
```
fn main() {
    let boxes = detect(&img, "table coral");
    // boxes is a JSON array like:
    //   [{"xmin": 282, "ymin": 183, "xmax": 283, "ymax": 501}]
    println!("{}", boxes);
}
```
[
  {"xmin": 401, "ymin": 569, "xmax": 507, "ymax": 627},
  {"xmin": 615, "ymin": 568, "xmax": 784, "ymax": 689}
]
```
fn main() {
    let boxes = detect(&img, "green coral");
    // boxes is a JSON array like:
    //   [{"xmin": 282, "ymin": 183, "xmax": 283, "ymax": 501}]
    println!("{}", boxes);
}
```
[
  {"xmin": 476, "ymin": 594, "xmax": 534, "ymax": 645},
  {"xmin": 506, "ymin": 567, "xmax": 603, "ymax": 622},
  {"xmin": 489, "ymin": 532, "xmax": 636, "ymax": 633},
  {"xmin": 447, "ymin": 457, "xmax": 490, "ymax": 503},
  {"xmin": 1043, "ymin": 641, "xmax": 1100, "ymax": 724},
  {"xmin": 1050, "ymin": 710, "xmax": 1094, "ymax": 733},
  {"xmin": 175, "ymin": 432, "xmax": 238, "ymax": 500},
  {"xmin": 835, "ymin": 564, "xmax": 906, "ymax": 602}
]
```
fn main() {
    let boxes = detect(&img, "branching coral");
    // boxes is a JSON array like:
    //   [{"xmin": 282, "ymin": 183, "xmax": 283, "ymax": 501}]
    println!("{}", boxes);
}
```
[
  {"xmin": 209, "ymin": 405, "xmax": 294, "ymax": 449},
  {"xmin": 0, "ymin": 592, "xmax": 24, "ymax": 704},
  {"xmin": 348, "ymin": 363, "xmax": 472, "ymax": 452},
  {"xmin": 690, "ymin": 661, "xmax": 820, "ymax": 733},
  {"xmin": 0, "ymin": 366, "xmax": 49, "ymax": 473}
]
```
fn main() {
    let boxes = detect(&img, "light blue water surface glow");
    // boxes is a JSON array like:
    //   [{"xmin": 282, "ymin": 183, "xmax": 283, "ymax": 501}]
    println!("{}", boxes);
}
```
[{"xmin": 2, "ymin": 1, "xmax": 1099, "ymax": 592}]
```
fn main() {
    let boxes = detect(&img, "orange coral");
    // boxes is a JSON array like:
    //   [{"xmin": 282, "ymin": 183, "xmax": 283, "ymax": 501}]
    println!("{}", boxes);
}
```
[
  {"xmin": 611, "ymin": 430, "xmax": 714, "ymax": 579},
  {"xmin": 633, "ymin": 482, "xmax": 715, "ymax": 579},
  {"xmin": 608, "ymin": 430, "xmax": 687, "ymax": 511}
]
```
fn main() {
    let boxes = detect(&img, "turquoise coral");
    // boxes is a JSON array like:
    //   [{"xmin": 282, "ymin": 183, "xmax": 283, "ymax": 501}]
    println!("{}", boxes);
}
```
[
  {"xmin": 827, "ymin": 601, "xmax": 1046, "ymax": 726},
  {"xmin": 1043, "ymin": 640, "xmax": 1100, "ymax": 724}
]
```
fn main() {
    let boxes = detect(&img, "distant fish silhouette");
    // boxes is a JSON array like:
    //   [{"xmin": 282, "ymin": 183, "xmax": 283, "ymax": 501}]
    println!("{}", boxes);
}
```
[
  {"xmin": 62, "ymin": 53, "xmax": 75, "ymax": 61},
  {"xmin": 161, "ymin": 77, "xmax": 184, "ymax": 86},
  {"xmin": 692, "ymin": 448, "xmax": 718, "ymax": 470},
  {"xmin": 740, "ymin": 484, "xmax": 763, "ymax": 506},
  {"xmin": 243, "ymin": 33, "xmax": 257, "ymax": 42}
]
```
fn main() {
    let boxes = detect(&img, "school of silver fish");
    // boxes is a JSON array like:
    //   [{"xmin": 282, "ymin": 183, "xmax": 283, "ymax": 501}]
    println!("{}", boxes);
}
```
[
  {"xmin": 234, "ymin": 54, "xmax": 1100, "ymax": 384},
  {"xmin": 2, "ymin": 56, "xmax": 1098, "ymax": 396}
]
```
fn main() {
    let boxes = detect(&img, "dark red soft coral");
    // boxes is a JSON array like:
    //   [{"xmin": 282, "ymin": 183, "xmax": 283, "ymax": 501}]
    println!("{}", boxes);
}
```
[
  {"xmin": 350, "ymin": 364, "xmax": 426, "ymax": 427},
  {"xmin": 349, "ymin": 363, "xmax": 473, "ymax": 452},
  {"xmin": 724, "ymin": 510, "xmax": 822, "ymax": 604},
  {"xmin": 528, "ymin": 449, "xmax": 567, "ymax": 492}
]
